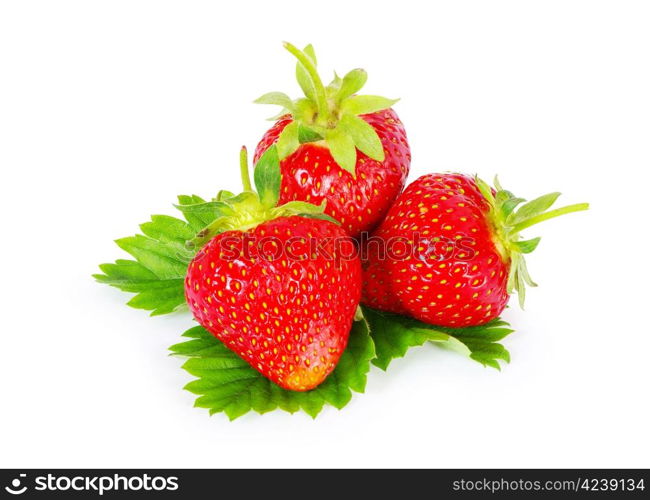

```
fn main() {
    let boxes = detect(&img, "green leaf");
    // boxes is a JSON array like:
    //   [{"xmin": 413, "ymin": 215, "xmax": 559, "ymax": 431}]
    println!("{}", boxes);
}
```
[
  {"xmin": 325, "ymin": 128, "xmax": 357, "ymax": 175},
  {"xmin": 95, "ymin": 200, "xmax": 218, "ymax": 315},
  {"xmin": 175, "ymin": 195, "xmax": 223, "ymax": 232},
  {"xmin": 93, "ymin": 260, "xmax": 186, "ymax": 316},
  {"xmin": 514, "ymin": 237, "xmax": 541, "ymax": 254},
  {"xmin": 339, "ymin": 114, "xmax": 385, "ymax": 161},
  {"xmin": 336, "ymin": 68, "xmax": 368, "ymax": 101},
  {"xmin": 254, "ymin": 145, "xmax": 281, "ymax": 208},
  {"xmin": 362, "ymin": 306, "xmax": 514, "ymax": 371},
  {"xmin": 115, "ymin": 235, "xmax": 190, "ymax": 279},
  {"xmin": 254, "ymin": 91, "xmax": 294, "ymax": 112},
  {"xmin": 508, "ymin": 192, "xmax": 561, "ymax": 226},
  {"xmin": 340, "ymin": 95, "xmax": 399, "ymax": 116},
  {"xmin": 276, "ymin": 121, "xmax": 300, "ymax": 160},
  {"xmin": 170, "ymin": 319, "xmax": 375, "ymax": 420}
]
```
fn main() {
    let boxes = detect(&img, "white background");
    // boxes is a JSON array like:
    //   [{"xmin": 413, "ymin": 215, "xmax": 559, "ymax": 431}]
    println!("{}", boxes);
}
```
[{"xmin": 1, "ymin": 0, "xmax": 649, "ymax": 468}]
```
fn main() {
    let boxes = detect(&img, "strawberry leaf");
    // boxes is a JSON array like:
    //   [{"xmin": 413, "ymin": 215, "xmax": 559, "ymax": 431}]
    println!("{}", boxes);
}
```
[
  {"xmin": 94, "ymin": 195, "xmax": 214, "ymax": 316},
  {"xmin": 362, "ymin": 306, "xmax": 514, "ymax": 371},
  {"xmin": 170, "ymin": 318, "xmax": 375, "ymax": 420}
]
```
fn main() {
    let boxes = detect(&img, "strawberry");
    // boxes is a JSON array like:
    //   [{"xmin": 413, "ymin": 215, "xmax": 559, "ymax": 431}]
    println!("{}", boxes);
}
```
[
  {"xmin": 253, "ymin": 42, "xmax": 411, "ymax": 237},
  {"xmin": 361, "ymin": 173, "xmax": 588, "ymax": 327},
  {"xmin": 184, "ymin": 146, "xmax": 362, "ymax": 391}
]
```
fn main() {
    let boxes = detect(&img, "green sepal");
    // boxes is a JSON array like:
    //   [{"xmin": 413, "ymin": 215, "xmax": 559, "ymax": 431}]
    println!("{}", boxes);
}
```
[
  {"xmin": 508, "ymin": 192, "xmax": 561, "ymax": 226},
  {"xmin": 216, "ymin": 189, "xmax": 235, "ymax": 201},
  {"xmin": 186, "ymin": 145, "xmax": 338, "ymax": 250},
  {"xmin": 276, "ymin": 121, "xmax": 301, "ymax": 160},
  {"xmin": 295, "ymin": 43, "xmax": 318, "ymax": 103},
  {"xmin": 325, "ymin": 127, "xmax": 357, "ymax": 175},
  {"xmin": 479, "ymin": 176, "xmax": 589, "ymax": 308},
  {"xmin": 253, "ymin": 145, "xmax": 281, "ymax": 208},
  {"xmin": 514, "ymin": 237, "xmax": 541, "ymax": 254},
  {"xmin": 254, "ymin": 92, "xmax": 294, "ymax": 113},
  {"xmin": 339, "ymin": 113, "xmax": 385, "ymax": 161},
  {"xmin": 255, "ymin": 42, "xmax": 398, "ymax": 174},
  {"xmin": 336, "ymin": 68, "xmax": 367, "ymax": 102},
  {"xmin": 340, "ymin": 95, "xmax": 399, "ymax": 116},
  {"xmin": 298, "ymin": 124, "xmax": 322, "ymax": 143}
]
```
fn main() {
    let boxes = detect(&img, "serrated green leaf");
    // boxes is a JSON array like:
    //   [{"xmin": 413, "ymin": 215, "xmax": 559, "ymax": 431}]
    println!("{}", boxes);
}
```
[
  {"xmin": 115, "ymin": 235, "xmax": 189, "ymax": 279},
  {"xmin": 96, "ymin": 194, "xmax": 227, "ymax": 316},
  {"xmin": 336, "ymin": 68, "xmax": 368, "ymax": 102},
  {"xmin": 362, "ymin": 306, "xmax": 514, "ymax": 370},
  {"xmin": 253, "ymin": 145, "xmax": 281, "ymax": 208},
  {"xmin": 175, "ymin": 195, "xmax": 220, "ymax": 232},
  {"xmin": 170, "ymin": 319, "xmax": 374, "ymax": 420},
  {"xmin": 325, "ymin": 128, "xmax": 357, "ymax": 174},
  {"xmin": 508, "ymin": 192, "xmax": 561, "ymax": 226},
  {"xmin": 340, "ymin": 95, "xmax": 398, "ymax": 116},
  {"xmin": 94, "ymin": 260, "xmax": 186, "ymax": 316},
  {"xmin": 276, "ymin": 121, "xmax": 300, "ymax": 160},
  {"xmin": 339, "ymin": 114, "xmax": 385, "ymax": 161},
  {"xmin": 140, "ymin": 215, "xmax": 197, "ymax": 245}
]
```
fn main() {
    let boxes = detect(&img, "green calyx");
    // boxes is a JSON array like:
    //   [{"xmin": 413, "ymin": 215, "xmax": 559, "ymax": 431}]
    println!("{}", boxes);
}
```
[
  {"xmin": 254, "ymin": 42, "xmax": 399, "ymax": 176},
  {"xmin": 184, "ymin": 145, "xmax": 337, "ymax": 250},
  {"xmin": 475, "ymin": 176, "xmax": 589, "ymax": 308}
]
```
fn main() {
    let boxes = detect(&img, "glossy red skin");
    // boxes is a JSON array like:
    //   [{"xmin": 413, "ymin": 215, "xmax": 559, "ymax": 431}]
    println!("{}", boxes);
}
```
[
  {"xmin": 254, "ymin": 109, "xmax": 411, "ymax": 238},
  {"xmin": 361, "ymin": 174, "xmax": 509, "ymax": 327},
  {"xmin": 185, "ymin": 216, "xmax": 362, "ymax": 391}
]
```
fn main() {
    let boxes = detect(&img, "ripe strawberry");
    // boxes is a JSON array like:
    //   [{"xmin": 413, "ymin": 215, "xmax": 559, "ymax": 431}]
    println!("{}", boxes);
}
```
[
  {"xmin": 362, "ymin": 173, "xmax": 588, "ymax": 327},
  {"xmin": 253, "ymin": 42, "xmax": 411, "ymax": 237},
  {"xmin": 184, "ymin": 146, "xmax": 362, "ymax": 391}
]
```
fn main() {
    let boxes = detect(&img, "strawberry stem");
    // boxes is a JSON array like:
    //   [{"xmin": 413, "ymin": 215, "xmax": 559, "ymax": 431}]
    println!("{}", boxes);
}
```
[
  {"xmin": 283, "ymin": 42, "xmax": 329, "ymax": 126},
  {"xmin": 239, "ymin": 146, "xmax": 252, "ymax": 192},
  {"xmin": 511, "ymin": 203, "xmax": 589, "ymax": 233}
]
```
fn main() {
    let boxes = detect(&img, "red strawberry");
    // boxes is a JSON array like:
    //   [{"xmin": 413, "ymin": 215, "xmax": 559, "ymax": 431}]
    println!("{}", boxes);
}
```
[
  {"xmin": 253, "ymin": 42, "xmax": 410, "ymax": 237},
  {"xmin": 184, "ymin": 146, "xmax": 362, "ymax": 391},
  {"xmin": 362, "ymin": 173, "xmax": 588, "ymax": 327},
  {"xmin": 186, "ymin": 216, "xmax": 361, "ymax": 391}
]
